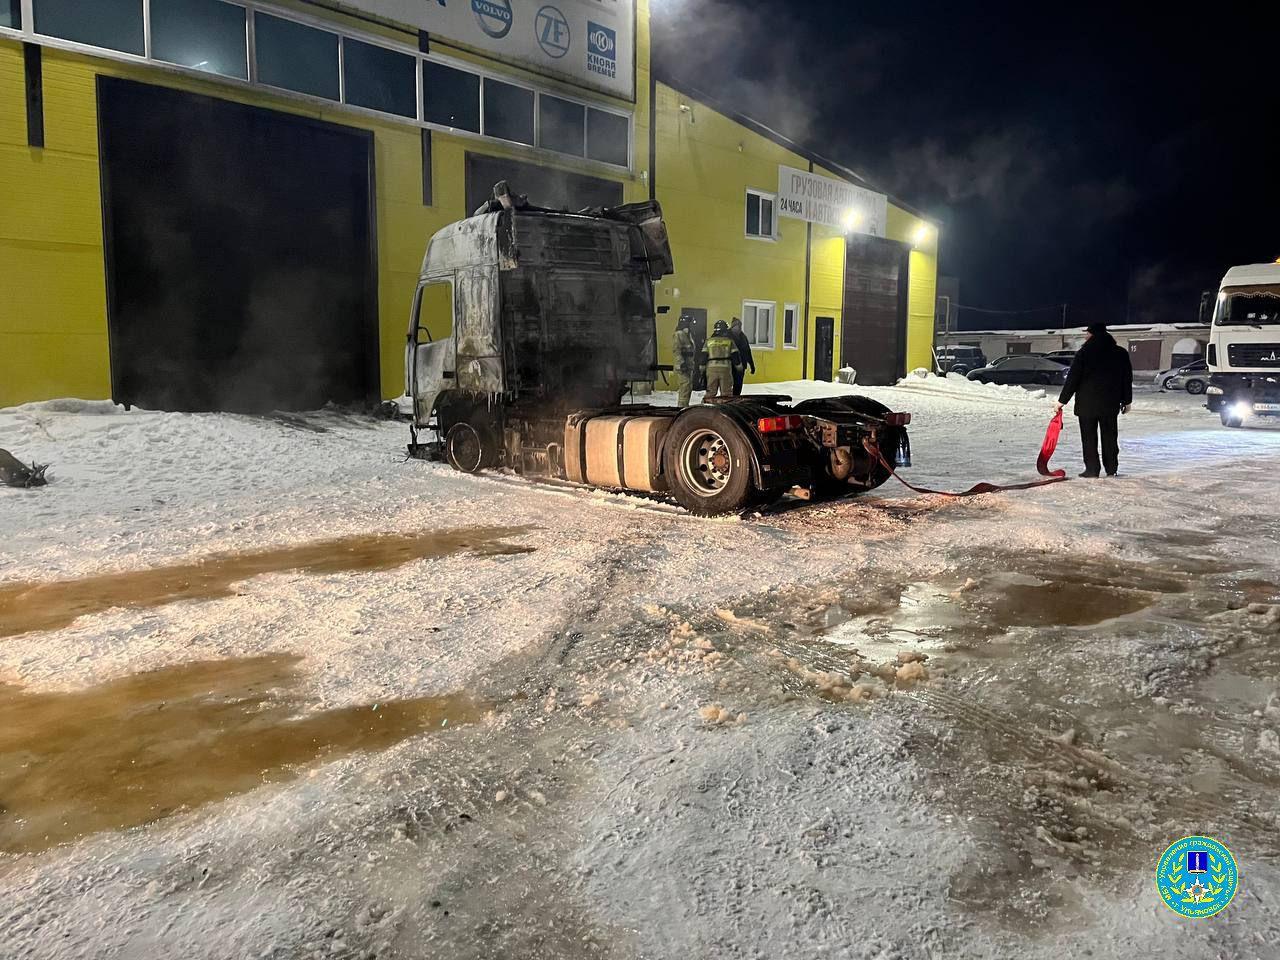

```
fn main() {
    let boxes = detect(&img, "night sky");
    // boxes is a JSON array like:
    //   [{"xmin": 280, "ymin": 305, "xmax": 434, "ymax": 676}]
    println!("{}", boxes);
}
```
[{"xmin": 653, "ymin": 1, "xmax": 1279, "ymax": 330}]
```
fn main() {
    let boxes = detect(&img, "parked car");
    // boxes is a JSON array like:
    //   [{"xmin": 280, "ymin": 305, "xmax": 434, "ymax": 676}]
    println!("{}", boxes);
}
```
[
  {"xmin": 1044, "ymin": 349, "xmax": 1077, "ymax": 365},
  {"xmin": 967, "ymin": 356, "xmax": 1071, "ymax": 386},
  {"xmin": 935, "ymin": 345, "xmax": 988, "ymax": 376},
  {"xmin": 1155, "ymin": 359, "xmax": 1209, "ymax": 394}
]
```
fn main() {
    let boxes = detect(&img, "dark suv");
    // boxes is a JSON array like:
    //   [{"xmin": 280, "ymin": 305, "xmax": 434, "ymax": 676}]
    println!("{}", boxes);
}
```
[{"xmin": 936, "ymin": 345, "xmax": 988, "ymax": 375}]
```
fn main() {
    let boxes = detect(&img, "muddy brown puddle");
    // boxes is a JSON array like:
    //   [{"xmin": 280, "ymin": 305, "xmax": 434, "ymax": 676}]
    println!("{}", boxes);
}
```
[
  {"xmin": 0, "ymin": 656, "xmax": 491, "ymax": 854},
  {"xmin": 0, "ymin": 526, "xmax": 535, "ymax": 639}
]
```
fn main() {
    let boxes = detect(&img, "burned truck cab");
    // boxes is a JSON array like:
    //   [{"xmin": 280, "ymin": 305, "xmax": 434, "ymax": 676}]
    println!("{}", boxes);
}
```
[
  {"xmin": 406, "ymin": 197, "xmax": 911, "ymax": 515},
  {"xmin": 407, "ymin": 202, "xmax": 669, "ymax": 473}
]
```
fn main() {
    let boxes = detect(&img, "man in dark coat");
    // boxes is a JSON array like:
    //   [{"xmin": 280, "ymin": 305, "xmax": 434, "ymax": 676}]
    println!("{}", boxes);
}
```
[
  {"xmin": 1055, "ymin": 323, "xmax": 1133, "ymax": 477},
  {"xmin": 727, "ymin": 318, "xmax": 756, "ymax": 396}
]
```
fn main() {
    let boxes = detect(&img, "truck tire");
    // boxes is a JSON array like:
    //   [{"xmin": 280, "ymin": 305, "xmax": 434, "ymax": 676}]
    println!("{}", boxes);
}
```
[
  {"xmin": 664, "ymin": 408, "xmax": 756, "ymax": 515},
  {"xmin": 1221, "ymin": 410, "xmax": 1244, "ymax": 428},
  {"xmin": 445, "ymin": 420, "xmax": 500, "ymax": 473}
]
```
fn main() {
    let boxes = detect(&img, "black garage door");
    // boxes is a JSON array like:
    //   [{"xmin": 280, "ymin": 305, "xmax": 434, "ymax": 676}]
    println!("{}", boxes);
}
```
[
  {"xmin": 841, "ymin": 235, "xmax": 911, "ymax": 386},
  {"xmin": 98, "ymin": 77, "xmax": 378, "ymax": 412}
]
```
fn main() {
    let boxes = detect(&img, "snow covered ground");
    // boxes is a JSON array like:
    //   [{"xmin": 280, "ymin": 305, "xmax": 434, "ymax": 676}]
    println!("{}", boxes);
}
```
[{"xmin": 2, "ymin": 378, "xmax": 1279, "ymax": 959}]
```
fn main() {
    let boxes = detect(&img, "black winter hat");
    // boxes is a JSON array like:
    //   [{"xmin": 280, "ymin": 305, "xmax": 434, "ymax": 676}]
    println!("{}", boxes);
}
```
[{"xmin": 1087, "ymin": 322, "xmax": 1108, "ymax": 335}]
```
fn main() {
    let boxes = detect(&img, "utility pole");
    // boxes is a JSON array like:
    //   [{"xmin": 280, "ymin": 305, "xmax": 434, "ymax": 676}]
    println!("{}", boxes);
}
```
[{"xmin": 1060, "ymin": 303, "xmax": 1067, "ymax": 349}]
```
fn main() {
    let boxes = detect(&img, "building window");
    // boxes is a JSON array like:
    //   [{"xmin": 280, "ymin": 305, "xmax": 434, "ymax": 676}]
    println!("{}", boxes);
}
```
[
  {"xmin": 254, "ymin": 13, "xmax": 339, "ymax": 101},
  {"xmin": 343, "ymin": 37, "xmax": 416, "ymax": 118},
  {"xmin": 538, "ymin": 94, "xmax": 585, "ymax": 157},
  {"xmin": 151, "ymin": 0, "xmax": 247, "ymax": 80},
  {"xmin": 483, "ymin": 78, "xmax": 534, "ymax": 145},
  {"xmin": 783, "ymin": 304, "xmax": 799, "ymax": 349},
  {"xmin": 34, "ymin": 0, "xmax": 144, "ymax": 55},
  {"xmin": 587, "ymin": 108, "xmax": 628, "ymax": 167},
  {"xmin": 423, "ymin": 60, "xmax": 480, "ymax": 132},
  {"xmin": 3, "ymin": 0, "xmax": 22, "ymax": 29},
  {"xmin": 746, "ymin": 189, "xmax": 776, "ymax": 239},
  {"xmin": 742, "ymin": 300, "xmax": 776, "ymax": 349}
]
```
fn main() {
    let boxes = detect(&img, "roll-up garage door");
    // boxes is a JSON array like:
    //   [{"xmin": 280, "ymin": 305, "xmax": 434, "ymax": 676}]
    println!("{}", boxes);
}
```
[
  {"xmin": 97, "ymin": 77, "xmax": 379, "ymax": 412},
  {"xmin": 841, "ymin": 235, "xmax": 911, "ymax": 386}
]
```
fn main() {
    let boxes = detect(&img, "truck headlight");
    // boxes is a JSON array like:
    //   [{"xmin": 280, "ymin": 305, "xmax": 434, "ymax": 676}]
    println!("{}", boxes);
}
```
[{"xmin": 1206, "ymin": 385, "xmax": 1223, "ymax": 395}]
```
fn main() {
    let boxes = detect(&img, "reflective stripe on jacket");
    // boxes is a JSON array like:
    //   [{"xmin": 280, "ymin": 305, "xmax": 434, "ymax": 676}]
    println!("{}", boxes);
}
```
[{"xmin": 705, "ymin": 334, "xmax": 738, "ymax": 367}]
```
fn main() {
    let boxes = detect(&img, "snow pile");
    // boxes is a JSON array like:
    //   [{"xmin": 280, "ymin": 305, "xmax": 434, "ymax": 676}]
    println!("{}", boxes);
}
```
[{"xmin": 892, "ymin": 369, "xmax": 1050, "ymax": 402}]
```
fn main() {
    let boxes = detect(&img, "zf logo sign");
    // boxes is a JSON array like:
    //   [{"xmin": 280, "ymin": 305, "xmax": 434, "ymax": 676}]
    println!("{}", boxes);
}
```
[
  {"xmin": 587, "ymin": 21, "xmax": 616, "ymax": 79},
  {"xmin": 472, "ymin": 0, "xmax": 513, "ymax": 40},
  {"xmin": 535, "ymin": 6, "xmax": 571, "ymax": 59}
]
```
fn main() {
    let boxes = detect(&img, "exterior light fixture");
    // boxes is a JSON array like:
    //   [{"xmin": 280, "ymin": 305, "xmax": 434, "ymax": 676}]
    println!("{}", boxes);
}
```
[
  {"xmin": 912, "ymin": 223, "xmax": 931, "ymax": 246},
  {"xmin": 842, "ymin": 209, "xmax": 862, "ymax": 233}
]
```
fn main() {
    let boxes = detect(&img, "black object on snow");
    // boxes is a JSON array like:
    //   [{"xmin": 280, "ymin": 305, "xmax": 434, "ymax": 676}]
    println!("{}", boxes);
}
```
[{"xmin": 0, "ymin": 449, "xmax": 49, "ymax": 488}]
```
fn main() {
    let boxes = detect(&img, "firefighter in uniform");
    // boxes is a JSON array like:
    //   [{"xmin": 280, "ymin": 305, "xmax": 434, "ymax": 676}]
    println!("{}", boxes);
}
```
[
  {"xmin": 702, "ymin": 320, "xmax": 740, "ymax": 400},
  {"xmin": 672, "ymin": 315, "xmax": 698, "ymax": 408}
]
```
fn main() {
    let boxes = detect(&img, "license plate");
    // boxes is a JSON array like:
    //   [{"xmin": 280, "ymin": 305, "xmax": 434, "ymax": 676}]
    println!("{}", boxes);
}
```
[{"xmin": 1254, "ymin": 403, "xmax": 1280, "ymax": 411}]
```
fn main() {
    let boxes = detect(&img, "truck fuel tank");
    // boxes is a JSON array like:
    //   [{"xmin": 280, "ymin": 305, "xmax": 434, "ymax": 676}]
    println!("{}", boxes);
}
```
[{"xmin": 564, "ymin": 413, "xmax": 675, "ymax": 493}]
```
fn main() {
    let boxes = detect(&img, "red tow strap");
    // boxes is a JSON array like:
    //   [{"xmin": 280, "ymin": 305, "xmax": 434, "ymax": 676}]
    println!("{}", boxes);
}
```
[{"xmin": 867, "ymin": 411, "xmax": 1069, "ymax": 498}]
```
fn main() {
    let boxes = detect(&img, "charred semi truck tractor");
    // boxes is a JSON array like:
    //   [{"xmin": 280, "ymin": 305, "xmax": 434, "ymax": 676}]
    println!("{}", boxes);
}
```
[
  {"xmin": 1206, "ymin": 262, "xmax": 1280, "ymax": 428},
  {"xmin": 405, "ymin": 198, "xmax": 912, "ymax": 515}
]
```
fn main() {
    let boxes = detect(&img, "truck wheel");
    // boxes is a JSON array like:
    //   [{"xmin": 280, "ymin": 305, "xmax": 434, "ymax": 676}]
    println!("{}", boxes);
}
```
[
  {"xmin": 1185, "ymin": 379, "xmax": 1206, "ymax": 395},
  {"xmin": 1221, "ymin": 410, "xmax": 1244, "ymax": 429},
  {"xmin": 445, "ymin": 421, "xmax": 494, "ymax": 473},
  {"xmin": 664, "ymin": 409, "xmax": 756, "ymax": 515}
]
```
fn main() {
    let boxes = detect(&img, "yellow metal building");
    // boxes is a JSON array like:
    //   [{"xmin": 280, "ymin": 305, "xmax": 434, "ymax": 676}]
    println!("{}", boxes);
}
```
[{"xmin": 0, "ymin": 0, "xmax": 936, "ymax": 410}]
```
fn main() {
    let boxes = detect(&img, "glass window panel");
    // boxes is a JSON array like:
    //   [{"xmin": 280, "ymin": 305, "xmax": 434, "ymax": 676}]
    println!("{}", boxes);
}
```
[
  {"xmin": 2, "ymin": 1, "xmax": 22, "ymax": 30},
  {"xmin": 344, "ymin": 38, "xmax": 415, "ymax": 118},
  {"xmin": 538, "ymin": 94, "xmax": 584, "ymax": 157},
  {"xmin": 422, "ymin": 60, "xmax": 480, "ymax": 132},
  {"xmin": 586, "ymin": 108, "xmax": 628, "ymax": 166},
  {"xmin": 483, "ymin": 79, "xmax": 534, "ymax": 145},
  {"xmin": 760, "ymin": 197, "xmax": 775, "ymax": 236},
  {"xmin": 746, "ymin": 193, "xmax": 761, "ymax": 236},
  {"xmin": 254, "ymin": 13, "xmax": 338, "ymax": 101},
  {"xmin": 151, "ymin": 0, "xmax": 247, "ymax": 80},
  {"xmin": 34, "ymin": 0, "xmax": 143, "ymax": 55}
]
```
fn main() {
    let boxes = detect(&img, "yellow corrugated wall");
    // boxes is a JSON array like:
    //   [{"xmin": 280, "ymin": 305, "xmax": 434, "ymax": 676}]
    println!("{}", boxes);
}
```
[
  {"xmin": 651, "ymin": 81, "xmax": 810, "ymax": 385},
  {"xmin": 0, "ymin": 40, "xmax": 112, "ymax": 406}
]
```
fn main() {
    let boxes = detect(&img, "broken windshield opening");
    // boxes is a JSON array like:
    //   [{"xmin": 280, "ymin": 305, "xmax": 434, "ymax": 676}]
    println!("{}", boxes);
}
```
[{"xmin": 1215, "ymin": 284, "xmax": 1280, "ymax": 325}]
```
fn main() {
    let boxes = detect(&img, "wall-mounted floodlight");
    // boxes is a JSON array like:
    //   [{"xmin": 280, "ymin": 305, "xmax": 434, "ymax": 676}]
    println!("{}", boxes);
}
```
[
  {"xmin": 912, "ymin": 223, "xmax": 932, "ymax": 246},
  {"xmin": 842, "ymin": 209, "xmax": 862, "ymax": 233}
]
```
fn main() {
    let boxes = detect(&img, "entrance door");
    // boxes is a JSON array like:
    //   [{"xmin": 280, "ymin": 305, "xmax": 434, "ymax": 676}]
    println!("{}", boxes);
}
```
[
  {"xmin": 814, "ymin": 317, "xmax": 835, "ymax": 382},
  {"xmin": 841, "ymin": 235, "xmax": 911, "ymax": 385},
  {"xmin": 1128, "ymin": 339, "xmax": 1162, "ymax": 371},
  {"xmin": 681, "ymin": 307, "xmax": 708, "ymax": 389},
  {"xmin": 97, "ymin": 77, "xmax": 378, "ymax": 412}
]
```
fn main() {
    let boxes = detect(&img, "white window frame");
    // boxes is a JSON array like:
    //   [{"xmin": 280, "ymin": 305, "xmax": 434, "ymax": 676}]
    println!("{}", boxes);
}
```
[
  {"xmin": 742, "ymin": 299, "xmax": 776, "ymax": 351},
  {"xmin": 745, "ymin": 188, "xmax": 777, "ymax": 241},
  {"xmin": 1, "ymin": 0, "xmax": 634, "ymax": 171},
  {"xmin": 782, "ymin": 303, "xmax": 799, "ymax": 350}
]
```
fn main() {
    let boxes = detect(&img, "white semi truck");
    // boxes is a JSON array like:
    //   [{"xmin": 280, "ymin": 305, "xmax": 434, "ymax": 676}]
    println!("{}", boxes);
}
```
[{"xmin": 1205, "ymin": 262, "xmax": 1280, "ymax": 427}]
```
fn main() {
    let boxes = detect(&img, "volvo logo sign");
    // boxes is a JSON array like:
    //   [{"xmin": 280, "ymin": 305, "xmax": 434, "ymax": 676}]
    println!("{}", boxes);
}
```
[
  {"xmin": 535, "ymin": 6, "xmax": 571, "ymax": 59},
  {"xmin": 472, "ymin": 0, "xmax": 513, "ymax": 39}
]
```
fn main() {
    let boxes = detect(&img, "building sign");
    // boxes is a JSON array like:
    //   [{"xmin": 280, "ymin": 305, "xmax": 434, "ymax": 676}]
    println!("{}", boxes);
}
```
[
  {"xmin": 777, "ymin": 165, "xmax": 888, "ymax": 237},
  {"xmin": 337, "ymin": 0, "xmax": 635, "ymax": 100}
]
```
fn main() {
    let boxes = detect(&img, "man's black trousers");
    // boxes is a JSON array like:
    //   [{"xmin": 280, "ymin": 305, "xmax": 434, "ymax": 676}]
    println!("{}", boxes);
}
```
[{"xmin": 1078, "ymin": 413, "xmax": 1119, "ymax": 476}]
